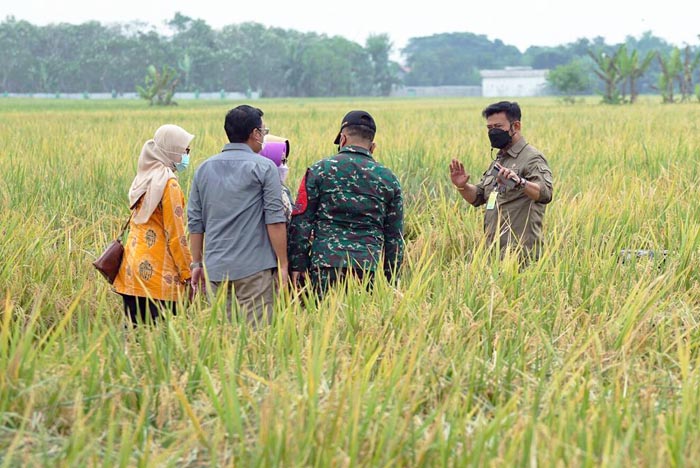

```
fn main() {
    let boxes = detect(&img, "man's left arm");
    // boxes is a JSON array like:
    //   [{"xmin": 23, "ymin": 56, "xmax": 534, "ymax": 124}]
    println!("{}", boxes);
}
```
[
  {"xmin": 288, "ymin": 170, "xmax": 318, "ymax": 276},
  {"xmin": 261, "ymin": 163, "xmax": 288, "ymax": 274},
  {"xmin": 520, "ymin": 155, "xmax": 553, "ymax": 203},
  {"xmin": 383, "ymin": 180, "xmax": 405, "ymax": 283},
  {"xmin": 267, "ymin": 223, "xmax": 288, "ymax": 285}
]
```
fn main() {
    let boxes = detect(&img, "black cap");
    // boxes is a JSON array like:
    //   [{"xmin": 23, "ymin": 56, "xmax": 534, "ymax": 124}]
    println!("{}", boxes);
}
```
[{"xmin": 333, "ymin": 110, "xmax": 377, "ymax": 144}]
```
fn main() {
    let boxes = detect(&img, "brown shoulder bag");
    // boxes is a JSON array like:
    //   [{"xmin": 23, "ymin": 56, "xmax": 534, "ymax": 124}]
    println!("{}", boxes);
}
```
[{"xmin": 93, "ymin": 215, "xmax": 132, "ymax": 284}]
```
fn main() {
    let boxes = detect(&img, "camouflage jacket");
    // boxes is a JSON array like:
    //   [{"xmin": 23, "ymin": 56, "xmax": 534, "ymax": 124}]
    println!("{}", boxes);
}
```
[{"xmin": 288, "ymin": 145, "xmax": 404, "ymax": 280}]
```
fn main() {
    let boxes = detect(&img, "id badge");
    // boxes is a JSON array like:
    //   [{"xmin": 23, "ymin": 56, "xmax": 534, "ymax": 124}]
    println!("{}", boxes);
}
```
[{"xmin": 486, "ymin": 191, "xmax": 497, "ymax": 210}]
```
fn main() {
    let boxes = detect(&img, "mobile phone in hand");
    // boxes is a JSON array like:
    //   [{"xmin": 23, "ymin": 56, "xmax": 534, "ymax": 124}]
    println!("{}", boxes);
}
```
[{"xmin": 491, "ymin": 163, "xmax": 516, "ymax": 189}]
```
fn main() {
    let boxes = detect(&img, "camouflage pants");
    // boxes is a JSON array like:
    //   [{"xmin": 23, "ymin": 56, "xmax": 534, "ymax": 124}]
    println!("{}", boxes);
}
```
[{"xmin": 309, "ymin": 267, "xmax": 375, "ymax": 299}]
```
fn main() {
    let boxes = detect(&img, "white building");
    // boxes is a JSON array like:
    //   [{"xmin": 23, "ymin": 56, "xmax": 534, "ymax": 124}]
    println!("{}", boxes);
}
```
[
  {"xmin": 480, "ymin": 67, "xmax": 549, "ymax": 97},
  {"xmin": 390, "ymin": 85, "xmax": 481, "ymax": 98}
]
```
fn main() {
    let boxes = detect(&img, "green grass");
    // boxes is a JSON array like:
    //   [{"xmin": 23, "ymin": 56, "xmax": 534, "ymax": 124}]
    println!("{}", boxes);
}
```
[{"xmin": 1, "ymin": 97, "xmax": 699, "ymax": 466}]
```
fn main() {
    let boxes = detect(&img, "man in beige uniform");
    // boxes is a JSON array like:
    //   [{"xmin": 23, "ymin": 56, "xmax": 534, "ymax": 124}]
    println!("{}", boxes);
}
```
[{"xmin": 449, "ymin": 101, "xmax": 553, "ymax": 260}]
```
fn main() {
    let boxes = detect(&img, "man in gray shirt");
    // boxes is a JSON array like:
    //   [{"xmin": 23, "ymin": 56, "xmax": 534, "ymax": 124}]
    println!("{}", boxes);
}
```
[{"xmin": 188, "ymin": 105, "xmax": 288, "ymax": 326}]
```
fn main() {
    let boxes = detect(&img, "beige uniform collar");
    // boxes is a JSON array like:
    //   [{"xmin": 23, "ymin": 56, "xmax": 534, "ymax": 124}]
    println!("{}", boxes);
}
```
[{"xmin": 501, "ymin": 136, "xmax": 528, "ymax": 159}]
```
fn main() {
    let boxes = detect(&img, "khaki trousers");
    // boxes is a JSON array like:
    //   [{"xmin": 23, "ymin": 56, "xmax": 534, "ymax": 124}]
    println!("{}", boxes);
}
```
[{"xmin": 210, "ymin": 268, "xmax": 277, "ymax": 327}]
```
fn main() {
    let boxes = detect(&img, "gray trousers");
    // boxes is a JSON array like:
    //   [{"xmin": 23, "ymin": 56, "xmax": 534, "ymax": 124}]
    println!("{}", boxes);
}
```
[{"xmin": 210, "ymin": 268, "xmax": 277, "ymax": 327}]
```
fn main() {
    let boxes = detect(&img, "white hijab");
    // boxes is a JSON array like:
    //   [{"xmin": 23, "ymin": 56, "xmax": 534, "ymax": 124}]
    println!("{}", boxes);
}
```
[{"xmin": 129, "ymin": 124, "xmax": 194, "ymax": 224}]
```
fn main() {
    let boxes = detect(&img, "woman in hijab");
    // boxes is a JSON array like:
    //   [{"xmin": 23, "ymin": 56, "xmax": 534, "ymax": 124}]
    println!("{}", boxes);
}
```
[
  {"xmin": 260, "ymin": 135, "xmax": 293, "ymax": 223},
  {"xmin": 113, "ymin": 124, "xmax": 194, "ymax": 325}
]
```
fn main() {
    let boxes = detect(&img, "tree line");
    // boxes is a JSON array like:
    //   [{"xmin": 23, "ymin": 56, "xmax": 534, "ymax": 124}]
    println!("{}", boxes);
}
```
[
  {"xmin": 0, "ymin": 13, "xmax": 400, "ymax": 97},
  {"xmin": 549, "ymin": 40, "xmax": 700, "ymax": 103},
  {"xmin": 1, "ymin": 13, "xmax": 698, "ymax": 100}
]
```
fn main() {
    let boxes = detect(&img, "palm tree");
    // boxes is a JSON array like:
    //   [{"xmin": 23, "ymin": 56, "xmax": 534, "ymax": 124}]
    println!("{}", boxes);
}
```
[
  {"xmin": 587, "ymin": 48, "xmax": 623, "ymax": 104},
  {"xmin": 615, "ymin": 45, "xmax": 654, "ymax": 103},
  {"xmin": 679, "ymin": 45, "xmax": 700, "ymax": 102},
  {"xmin": 657, "ymin": 49, "xmax": 683, "ymax": 103}
]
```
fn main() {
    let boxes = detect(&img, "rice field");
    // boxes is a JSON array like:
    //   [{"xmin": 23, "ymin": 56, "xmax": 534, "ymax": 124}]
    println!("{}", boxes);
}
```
[{"xmin": 1, "ymin": 96, "xmax": 699, "ymax": 466}]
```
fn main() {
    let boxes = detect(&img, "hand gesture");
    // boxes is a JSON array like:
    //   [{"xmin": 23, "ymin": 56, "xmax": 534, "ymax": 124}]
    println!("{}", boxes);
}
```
[
  {"xmin": 291, "ymin": 271, "xmax": 305, "ymax": 289},
  {"xmin": 449, "ymin": 159, "xmax": 470, "ymax": 189},
  {"xmin": 495, "ymin": 164, "xmax": 521, "ymax": 188},
  {"xmin": 190, "ymin": 266, "xmax": 206, "ymax": 297}
]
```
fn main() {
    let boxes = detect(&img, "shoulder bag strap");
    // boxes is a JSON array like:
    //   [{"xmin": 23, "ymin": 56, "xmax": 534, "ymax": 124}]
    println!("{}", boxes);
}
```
[
  {"xmin": 119, "ymin": 194, "xmax": 144, "ymax": 240},
  {"xmin": 117, "ymin": 213, "xmax": 132, "ymax": 241}
]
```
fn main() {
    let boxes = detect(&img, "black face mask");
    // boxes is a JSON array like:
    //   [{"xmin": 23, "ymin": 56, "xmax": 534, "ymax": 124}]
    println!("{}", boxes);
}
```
[{"xmin": 488, "ymin": 127, "xmax": 512, "ymax": 149}]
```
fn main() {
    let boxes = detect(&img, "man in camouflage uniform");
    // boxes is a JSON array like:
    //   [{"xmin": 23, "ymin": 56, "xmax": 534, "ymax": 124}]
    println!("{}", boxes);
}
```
[
  {"xmin": 449, "ymin": 101, "xmax": 553, "ymax": 260},
  {"xmin": 288, "ymin": 110, "xmax": 404, "ymax": 296}
]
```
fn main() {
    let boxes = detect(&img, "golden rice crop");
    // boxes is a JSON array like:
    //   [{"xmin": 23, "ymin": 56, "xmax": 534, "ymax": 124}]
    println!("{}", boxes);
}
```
[{"xmin": 1, "ymin": 96, "xmax": 699, "ymax": 466}]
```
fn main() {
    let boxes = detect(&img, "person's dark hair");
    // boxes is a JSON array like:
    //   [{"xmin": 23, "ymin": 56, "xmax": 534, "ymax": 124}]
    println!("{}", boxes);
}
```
[
  {"xmin": 481, "ymin": 101, "xmax": 521, "ymax": 123},
  {"xmin": 343, "ymin": 124, "xmax": 375, "ymax": 142},
  {"xmin": 224, "ymin": 105, "xmax": 264, "ymax": 143}
]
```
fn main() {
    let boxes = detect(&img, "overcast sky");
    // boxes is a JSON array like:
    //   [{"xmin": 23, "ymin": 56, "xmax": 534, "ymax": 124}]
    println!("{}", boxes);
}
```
[{"xmin": 3, "ymin": 0, "xmax": 698, "ymax": 60}]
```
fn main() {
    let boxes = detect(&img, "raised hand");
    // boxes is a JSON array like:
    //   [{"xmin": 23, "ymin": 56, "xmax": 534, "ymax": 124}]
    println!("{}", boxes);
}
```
[{"xmin": 449, "ymin": 159, "xmax": 470, "ymax": 189}]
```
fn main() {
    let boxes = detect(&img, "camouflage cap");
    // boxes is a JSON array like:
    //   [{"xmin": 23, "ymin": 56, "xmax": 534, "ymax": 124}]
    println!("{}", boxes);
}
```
[{"xmin": 333, "ymin": 110, "xmax": 377, "ymax": 144}]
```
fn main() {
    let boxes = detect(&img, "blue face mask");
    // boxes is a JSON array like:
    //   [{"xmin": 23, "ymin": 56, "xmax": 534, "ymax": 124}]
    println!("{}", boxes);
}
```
[{"xmin": 175, "ymin": 153, "xmax": 190, "ymax": 172}]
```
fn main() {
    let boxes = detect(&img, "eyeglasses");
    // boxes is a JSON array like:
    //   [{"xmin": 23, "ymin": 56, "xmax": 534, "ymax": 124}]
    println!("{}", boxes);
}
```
[{"xmin": 257, "ymin": 127, "xmax": 270, "ymax": 136}]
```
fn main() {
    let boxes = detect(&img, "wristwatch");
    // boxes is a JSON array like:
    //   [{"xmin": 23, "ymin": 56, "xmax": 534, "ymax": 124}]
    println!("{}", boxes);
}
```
[
  {"xmin": 517, "ymin": 177, "xmax": 527, "ymax": 189},
  {"xmin": 190, "ymin": 261, "xmax": 203, "ymax": 269}
]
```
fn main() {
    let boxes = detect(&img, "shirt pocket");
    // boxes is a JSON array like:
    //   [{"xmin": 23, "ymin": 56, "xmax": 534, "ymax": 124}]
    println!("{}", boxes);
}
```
[
  {"xmin": 482, "ymin": 175, "xmax": 496, "ymax": 198},
  {"xmin": 537, "ymin": 164, "xmax": 553, "ymax": 186}
]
